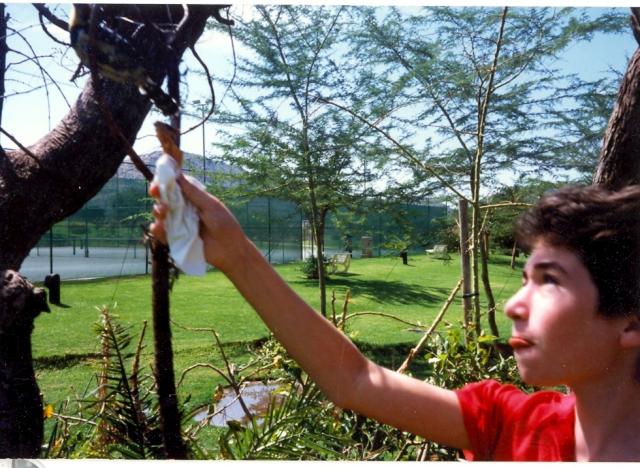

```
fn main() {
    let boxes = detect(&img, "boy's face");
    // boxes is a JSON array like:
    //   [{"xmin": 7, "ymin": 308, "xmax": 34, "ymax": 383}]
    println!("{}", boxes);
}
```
[{"xmin": 504, "ymin": 240, "xmax": 625, "ymax": 388}]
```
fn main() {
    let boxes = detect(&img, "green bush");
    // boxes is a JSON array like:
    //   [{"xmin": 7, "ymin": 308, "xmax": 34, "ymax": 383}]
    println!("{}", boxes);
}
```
[
  {"xmin": 45, "ymin": 310, "xmax": 527, "ymax": 460},
  {"xmin": 300, "ymin": 256, "xmax": 327, "ymax": 279}
]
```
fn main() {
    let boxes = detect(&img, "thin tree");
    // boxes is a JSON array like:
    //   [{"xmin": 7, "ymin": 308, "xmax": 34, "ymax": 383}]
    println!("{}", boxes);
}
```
[
  {"xmin": 345, "ymin": 6, "xmax": 627, "ymax": 338},
  {"xmin": 214, "ymin": 5, "xmax": 381, "ymax": 317}
]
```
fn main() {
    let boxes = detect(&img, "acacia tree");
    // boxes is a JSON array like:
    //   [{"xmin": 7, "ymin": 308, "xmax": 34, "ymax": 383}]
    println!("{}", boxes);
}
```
[
  {"xmin": 213, "ymin": 5, "xmax": 385, "ymax": 317},
  {"xmin": 345, "ymin": 6, "xmax": 627, "ymax": 338},
  {"xmin": 0, "ymin": 4, "xmax": 229, "ymax": 457}
]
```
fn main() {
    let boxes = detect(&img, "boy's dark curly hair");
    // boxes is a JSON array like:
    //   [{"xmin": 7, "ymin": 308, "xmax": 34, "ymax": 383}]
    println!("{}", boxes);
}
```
[{"xmin": 515, "ymin": 184, "xmax": 640, "ymax": 319}]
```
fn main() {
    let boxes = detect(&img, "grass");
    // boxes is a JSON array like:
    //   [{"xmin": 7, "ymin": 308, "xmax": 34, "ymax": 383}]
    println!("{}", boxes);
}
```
[{"xmin": 33, "ymin": 252, "xmax": 524, "ymax": 418}]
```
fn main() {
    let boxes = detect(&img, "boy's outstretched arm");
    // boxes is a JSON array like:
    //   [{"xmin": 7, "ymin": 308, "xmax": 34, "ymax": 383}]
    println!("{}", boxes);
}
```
[{"xmin": 150, "ymin": 175, "xmax": 470, "ymax": 450}]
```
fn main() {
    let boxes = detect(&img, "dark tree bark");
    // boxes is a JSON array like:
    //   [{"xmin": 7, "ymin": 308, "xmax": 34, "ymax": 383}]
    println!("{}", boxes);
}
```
[
  {"xmin": 594, "ymin": 8, "xmax": 640, "ymax": 188},
  {"xmin": 0, "ymin": 4, "xmax": 227, "ymax": 456},
  {"xmin": 0, "ymin": 270, "xmax": 49, "ymax": 457},
  {"xmin": 0, "ymin": 4, "xmax": 8, "ymax": 128},
  {"xmin": 151, "ymin": 51, "xmax": 186, "ymax": 459},
  {"xmin": 151, "ymin": 243, "xmax": 186, "ymax": 458},
  {"xmin": 0, "ymin": 4, "xmax": 219, "ymax": 271},
  {"xmin": 479, "ymin": 230, "xmax": 499, "ymax": 338}
]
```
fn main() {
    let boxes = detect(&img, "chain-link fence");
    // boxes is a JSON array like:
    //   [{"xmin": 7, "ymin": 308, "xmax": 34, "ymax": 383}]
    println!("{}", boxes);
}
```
[{"xmin": 21, "ymin": 160, "xmax": 448, "ymax": 282}]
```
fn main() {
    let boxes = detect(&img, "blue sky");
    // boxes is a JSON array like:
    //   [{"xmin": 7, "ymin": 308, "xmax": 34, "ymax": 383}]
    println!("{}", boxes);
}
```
[{"xmin": 1, "ymin": 4, "xmax": 637, "ymax": 164}]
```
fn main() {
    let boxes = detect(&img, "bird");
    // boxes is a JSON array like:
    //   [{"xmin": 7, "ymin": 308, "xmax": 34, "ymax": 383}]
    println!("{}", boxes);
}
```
[{"xmin": 69, "ymin": 4, "xmax": 179, "ymax": 116}]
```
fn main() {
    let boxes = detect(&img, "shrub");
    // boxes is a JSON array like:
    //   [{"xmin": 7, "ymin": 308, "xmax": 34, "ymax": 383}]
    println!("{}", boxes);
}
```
[{"xmin": 300, "ymin": 256, "xmax": 327, "ymax": 279}]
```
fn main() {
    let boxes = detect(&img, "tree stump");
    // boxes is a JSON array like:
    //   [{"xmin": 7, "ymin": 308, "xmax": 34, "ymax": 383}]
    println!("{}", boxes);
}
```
[{"xmin": 0, "ymin": 270, "xmax": 49, "ymax": 457}]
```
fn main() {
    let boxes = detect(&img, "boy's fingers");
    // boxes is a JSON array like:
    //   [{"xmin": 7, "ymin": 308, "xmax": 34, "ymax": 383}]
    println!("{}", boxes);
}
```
[
  {"xmin": 149, "ymin": 183, "xmax": 161, "ymax": 199},
  {"xmin": 153, "ymin": 203, "xmax": 168, "ymax": 220},
  {"xmin": 176, "ymin": 174, "xmax": 211, "ymax": 209},
  {"xmin": 149, "ymin": 220, "xmax": 167, "ymax": 244}
]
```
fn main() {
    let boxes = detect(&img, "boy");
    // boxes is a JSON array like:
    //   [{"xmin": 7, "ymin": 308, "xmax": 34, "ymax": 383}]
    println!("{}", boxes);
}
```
[{"xmin": 150, "ymin": 180, "xmax": 640, "ymax": 461}]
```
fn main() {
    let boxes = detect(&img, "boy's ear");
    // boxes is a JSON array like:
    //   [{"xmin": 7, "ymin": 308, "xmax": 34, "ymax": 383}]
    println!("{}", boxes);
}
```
[{"xmin": 620, "ymin": 314, "xmax": 640, "ymax": 349}]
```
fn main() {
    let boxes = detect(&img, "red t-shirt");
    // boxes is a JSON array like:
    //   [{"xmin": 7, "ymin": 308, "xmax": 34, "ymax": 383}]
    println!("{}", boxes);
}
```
[{"xmin": 455, "ymin": 380, "xmax": 576, "ymax": 461}]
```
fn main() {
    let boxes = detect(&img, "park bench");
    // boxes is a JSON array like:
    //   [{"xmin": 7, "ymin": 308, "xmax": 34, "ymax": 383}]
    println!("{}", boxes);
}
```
[
  {"xmin": 326, "ymin": 253, "xmax": 351, "ymax": 275},
  {"xmin": 426, "ymin": 244, "xmax": 451, "ymax": 261}
]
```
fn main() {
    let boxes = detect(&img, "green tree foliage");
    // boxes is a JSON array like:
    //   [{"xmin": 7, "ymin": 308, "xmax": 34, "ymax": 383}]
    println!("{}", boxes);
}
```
[
  {"xmin": 211, "ymin": 5, "xmax": 388, "ymax": 316},
  {"xmin": 351, "ymin": 7, "xmax": 626, "ymax": 188},
  {"xmin": 347, "ymin": 7, "xmax": 627, "ymax": 337},
  {"xmin": 483, "ymin": 177, "xmax": 563, "ymax": 254}
]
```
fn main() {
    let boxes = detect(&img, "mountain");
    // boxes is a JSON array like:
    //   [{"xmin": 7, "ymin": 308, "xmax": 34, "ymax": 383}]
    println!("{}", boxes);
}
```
[{"xmin": 117, "ymin": 150, "xmax": 239, "ymax": 183}]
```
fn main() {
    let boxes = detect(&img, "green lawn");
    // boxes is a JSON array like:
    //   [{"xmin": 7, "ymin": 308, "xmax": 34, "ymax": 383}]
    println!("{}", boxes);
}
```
[{"xmin": 33, "ymin": 252, "xmax": 524, "ymax": 415}]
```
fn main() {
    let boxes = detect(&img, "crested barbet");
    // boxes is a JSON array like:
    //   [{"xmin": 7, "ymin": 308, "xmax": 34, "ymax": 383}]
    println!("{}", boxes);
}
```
[{"xmin": 69, "ymin": 4, "xmax": 179, "ymax": 116}]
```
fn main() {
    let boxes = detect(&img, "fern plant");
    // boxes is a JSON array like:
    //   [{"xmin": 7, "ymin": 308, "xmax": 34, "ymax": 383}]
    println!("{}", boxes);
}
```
[
  {"xmin": 218, "ymin": 377, "xmax": 349, "ymax": 459},
  {"xmin": 86, "ymin": 307, "xmax": 164, "ymax": 458},
  {"xmin": 45, "ymin": 307, "xmax": 167, "ymax": 459}
]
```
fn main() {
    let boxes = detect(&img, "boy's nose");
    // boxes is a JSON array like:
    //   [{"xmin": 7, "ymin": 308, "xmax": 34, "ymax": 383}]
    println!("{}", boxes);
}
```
[{"xmin": 504, "ymin": 286, "xmax": 529, "ymax": 321}]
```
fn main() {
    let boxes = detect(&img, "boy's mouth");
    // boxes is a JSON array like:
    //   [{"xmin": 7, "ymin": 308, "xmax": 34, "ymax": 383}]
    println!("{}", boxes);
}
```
[{"xmin": 508, "ymin": 336, "xmax": 534, "ymax": 349}]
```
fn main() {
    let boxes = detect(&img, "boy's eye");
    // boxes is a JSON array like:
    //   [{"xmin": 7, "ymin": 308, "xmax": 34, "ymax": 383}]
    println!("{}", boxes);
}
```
[{"xmin": 542, "ymin": 273, "xmax": 558, "ymax": 285}]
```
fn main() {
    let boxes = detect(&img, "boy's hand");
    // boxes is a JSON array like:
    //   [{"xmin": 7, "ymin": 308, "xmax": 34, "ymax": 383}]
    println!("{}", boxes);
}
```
[{"xmin": 149, "ymin": 174, "xmax": 247, "ymax": 273}]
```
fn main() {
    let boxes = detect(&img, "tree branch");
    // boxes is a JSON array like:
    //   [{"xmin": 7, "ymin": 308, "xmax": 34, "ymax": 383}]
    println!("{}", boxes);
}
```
[
  {"xmin": 397, "ymin": 279, "xmax": 462, "ymax": 374},
  {"xmin": 31, "ymin": 4, "xmax": 68, "ymax": 31},
  {"xmin": 370, "ymin": 23, "xmax": 473, "ymax": 158},
  {"xmin": 0, "ymin": 5, "xmax": 219, "ymax": 271},
  {"xmin": 321, "ymin": 97, "xmax": 471, "ymax": 202},
  {"xmin": 259, "ymin": 6, "xmax": 306, "ymax": 123}
]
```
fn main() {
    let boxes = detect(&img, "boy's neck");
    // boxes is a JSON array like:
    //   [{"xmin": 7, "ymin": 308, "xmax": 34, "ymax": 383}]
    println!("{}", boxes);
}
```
[{"xmin": 572, "ymin": 374, "xmax": 640, "ymax": 461}]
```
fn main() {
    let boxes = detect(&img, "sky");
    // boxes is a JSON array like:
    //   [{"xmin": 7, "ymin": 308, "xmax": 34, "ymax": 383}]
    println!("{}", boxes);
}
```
[{"xmin": 1, "ymin": 4, "xmax": 638, "ymax": 167}]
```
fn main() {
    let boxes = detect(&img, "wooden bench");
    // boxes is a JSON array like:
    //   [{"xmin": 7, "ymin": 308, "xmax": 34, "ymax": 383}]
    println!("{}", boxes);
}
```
[
  {"xmin": 426, "ymin": 244, "xmax": 451, "ymax": 261},
  {"xmin": 327, "ymin": 253, "xmax": 351, "ymax": 275}
]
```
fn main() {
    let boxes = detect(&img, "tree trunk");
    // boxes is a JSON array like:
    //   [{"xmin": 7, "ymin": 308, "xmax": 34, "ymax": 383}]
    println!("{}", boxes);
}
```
[
  {"xmin": 458, "ymin": 199, "xmax": 473, "ymax": 343},
  {"xmin": 0, "ymin": 271, "xmax": 49, "ymax": 457},
  {"xmin": 594, "ymin": 45, "xmax": 640, "ymax": 188},
  {"xmin": 469, "ymin": 7, "xmax": 507, "ymax": 340},
  {"xmin": 510, "ymin": 240, "xmax": 518, "ymax": 270},
  {"xmin": 470, "ymin": 202, "xmax": 482, "ymax": 338},
  {"xmin": 151, "ymin": 242, "xmax": 186, "ymax": 458},
  {"xmin": 0, "ymin": 5, "xmax": 222, "ymax": 457},
  {"xmin": 0, "ymin": 4, "xmax": 7, "ymax": 129},
  {"xmin": 479, "ymin": 230, "xmax": 499, "ymax": 338},
  {"xmin": 0, "ymin": 5, "xmax": 216, "ymax": 272},
  {"xmin": 314, "ymin": 210, "xmax": 328, "ymax": 317}
]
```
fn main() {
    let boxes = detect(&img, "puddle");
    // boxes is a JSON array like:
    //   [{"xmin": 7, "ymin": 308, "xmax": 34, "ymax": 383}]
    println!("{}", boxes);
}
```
[{"xmin": 194, "ymin": 381, "xmax": 288, "ymax": 427}]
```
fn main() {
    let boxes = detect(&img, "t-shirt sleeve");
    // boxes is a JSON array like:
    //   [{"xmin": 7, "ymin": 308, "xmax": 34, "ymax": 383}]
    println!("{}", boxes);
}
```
[{"xmin": 454, "ymin": 379, "xmax": 523, "ymax": 461}]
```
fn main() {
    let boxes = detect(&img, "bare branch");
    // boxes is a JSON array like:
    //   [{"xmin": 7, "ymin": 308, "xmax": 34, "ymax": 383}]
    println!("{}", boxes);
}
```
[
  {"xmin": 5, "ymin": 43, "xmax": 71, "ymax": 108},
  {"xmin": 221, "ymin": 11, "xmax": 238, "ymax": 105},
  {"xmin": 177, "ymin": 363, "xmax": 234, "ymax": 389},
  {"xmin": 473, "ymin": 7, "xmax": 508, "ymax": 203},
  {"xmin": 212, "ymin": 5, "xmax": 235, "ymax": 26},
  {"xmin": 36, "ymin": 10, "xmax": 70, "ymax": 47},
  {"xmin": 321, "ymin": 97, "xmax": 471, "ymax": 202},
  {"xmin": 32, "ymin": 4, "xmax": 68, "ymax": 31},
  {"xmin": 371, "ymin": 25, "xmax": 473, "ymax": 158},
  {"xmin": 341, "ymin": 311, "xmax": 429, "ymax": 329},
  {"xmin": 397, "ymin": 279, "xmax": 462, "ymax": 374},
  {"xmin": 480, "ymin": 201, "xmax": 532, "ymax": 210},
  {"xmin": 7, "ymin": 26, "xmax": 53, "ymax": 124},
  {"xmin": 303, "ymin": 6, "xmax": 343, "ymax": 116},
  {"xmin": 259, "ymin": 6, "xmax": 306, "ymax": 123},
  {"xmin": 0, "ymin": 126, "xmax": 38, "ymax": 160},
  {"xmin": 181, "ymin": 44, "xmax": 216, "ymax": 136}
]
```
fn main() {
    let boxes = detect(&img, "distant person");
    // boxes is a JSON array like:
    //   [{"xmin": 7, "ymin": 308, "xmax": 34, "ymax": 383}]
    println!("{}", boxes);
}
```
[
  {"xmin": 399, "ymin": 248, "xmax": 408, "ymax": 265},
  {"xmin": 344, "ymin": 234, "xmax": 353, "ymax": 254},
  {"xmin": 150, "ymin": 178, "xmax": 640, "ymax": 461}
]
